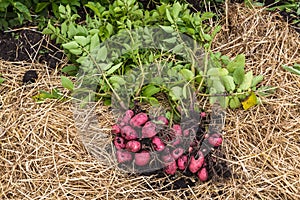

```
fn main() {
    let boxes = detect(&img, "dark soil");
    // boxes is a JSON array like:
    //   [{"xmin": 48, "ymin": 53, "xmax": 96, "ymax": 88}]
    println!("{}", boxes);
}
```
[{"xmin": 0, "ymin": 29, "xmax": 65, "ymax": 68}]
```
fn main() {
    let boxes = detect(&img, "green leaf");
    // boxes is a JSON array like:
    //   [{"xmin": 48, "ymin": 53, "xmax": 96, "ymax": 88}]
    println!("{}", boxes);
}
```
[
  {"xmin": 35, "ymin": 2, "xmax": 50, "ymax": 13},
  {"xmin": 233, "ymin": 66, "xmax": 245, "ymax": 85},
  {"xmin": 171, "ymin": 2, "xmax": 182, "ymax": 19},
  {"xmin": 239, "ymin": 71, "xmax": 253, "ymax": 90},
  {"xmin": 207, "ymin": 68, "xmax": 228, "ymax": 77},
  {"xmin": 282, "ymin": 64, "xmax": 300, "ymax": 75},
  {"xmin": 226, "ymin": 54, "xmax": 245, "ymax": 73},
  {"xmin": 74, "ymin": 36, "xmax": 90, "ymax": 47},
  {"xmin": 212, "ymin": 78, "xmax": 225, "ymax": 93},
  {"xmin": 251, "ymin": 75, "xmax": 264, "ymax": 87},
  {"xmin": 61, "ymin": 76, "xmax": 74, "ymax": 91},
  {"xmin": 201, "ymin": 12, "xmax": 214, "ymax": 20},
  {"xmin": 180, "ymin": 69, "xmax": 194, "ymax": 80},
  {"xmin": 229, "ymin": 96, "xmax": 241, "ymax": 109},
  {"xmin": 90, "ymin": 33, "xmax": 100, "ymax": 51},
  {"xmin": 221, "ymin": 75, "xmax": 236, "ymax": 92},
  {"xmin": 0, "ymin": 77, "xmax": 4, "ymax": 84},
  {"xmin": 166, "ymin": 8, "xmax": 174, "ymax": 24},
  {"xmin": 163, "ymin": 37, "xmax": 177, "ymax": 44},
  {"xmin": 170, "ymin": 86, "xmax": 182, "ymax": 100},
  {"xmin": 109, "ymin": 76, "xmax": 126, "ymax": 85},
  {"xmin": 96, "ymin": 46, "xmax": 107, "ymax": 61},
  {"xmin": 62, "ymin": 41, "xmax": 79, "ymax": 50},
  {"xmin": 142, "ymin": 85, "xmax": 161, "ymax": 97},
  {"xmin": 61, "ymin": 65, "xmax": 78, "ymax": 76},
  {"xmin": 106, "ymin": 62, "xmax": 123, "ymax": 75},
  {"xmin": 203, "ymin": 34, "xmax": 212, "ymax": 41},
  {"xmin": 159, "ymin": 25, "xmax": 174, "ymax": 33},
  {"xmin": 69, "ymin": 48, "xmax": 83, "ymax": 55},
  {"xmin": 13, "ymin": 2, "xmax": 31, "ymax": 20}
]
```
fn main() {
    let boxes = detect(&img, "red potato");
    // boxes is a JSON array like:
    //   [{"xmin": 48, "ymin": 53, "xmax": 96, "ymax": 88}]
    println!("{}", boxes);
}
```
[
  {"xmin": 208, "ymin": 133, "xmax": 223, "ymax": 147},
  {"xmin": 121, "ymin": 126, "xmax": 138, "ymax": 140},
  {"xmin": 200, "ymin": 112, "xmax": 207, "ymax": 118},
  {"xmin": 116, "ymin": 150, "xmax": 132, "ymax": 163},
  {"xmin": 113, "ymin": 136, "xmax": 126, "ymax": 150},
  {"xmin": 152, "ymin": 136, "xmax": 165, "ymax": 152},
  {"xmin": 164, "ymin": 161, "xmax": 177, "ymax": 175},
  {"xmin": 172, "ymin": 124, "xmax": 182, "ymax": 136},
  {"xmin": 189, "ymin": 151, "xmax": 205, "ymax": 173},
  {"xmin": 171, "ymin": 147, "xmax": 184, "ymax": 160},
  {"xmin": 171, "ymin": 137, "xmax": 181, "ymax": 146},
  {"xmin": 197, "ymin": 167, "xmax": 208, "ymax": 182},
  {"xmin": 119, "ymin": 110, "xmax": 135, "ymax": 124},
  {"xmin": 130, "ymin": 113, "xmax": 148, "ymax": 127},
  {"xmin": 156, "ymin": 116, "xmax": 169, "ymax": 125},
  {"xmin": 161, "ymin": 153, "xmax": 175, "ymax": 165},
  {"xmin": 111, "ymin": 124, "xmax": 121, "ymax": 134},
  {"xmin": 141, "ymin": 121, "xmax": 157, "ymax": 138},
  {"xmin": 126, "ymin": 140, "xmax": 141, "ymax": 152},
  {"xmin": 177, "ymin": 155, "xmax": 188, "ymax": 170},
  {"xmin": 135, "ymin": 150, "xmax": 151, "ymax": 166}
]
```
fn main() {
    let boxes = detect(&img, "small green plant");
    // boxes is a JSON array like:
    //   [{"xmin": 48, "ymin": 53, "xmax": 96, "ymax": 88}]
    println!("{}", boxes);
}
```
[
  {"xmin": 0, "ymin": 74, "xmax": 5, "ymax": 85},
  {"xmin": 33, "ymin": 75, "xmax": 74, "ymax": 102},
  {"xmin": 205, "ymin": 52, "xmax": 274, "ymax": 109},
  {"xmin": 0, "ymin": 0, "xmax": 32, "ymax": 30},
  {"xmin": 282, "ymin": 63, "xmax": 300, "ymax": 75}
]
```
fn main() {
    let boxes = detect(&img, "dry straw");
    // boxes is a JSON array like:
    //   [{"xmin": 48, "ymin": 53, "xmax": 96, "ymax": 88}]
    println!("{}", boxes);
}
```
[{"xmin": 1, "ymin": 3, "xmax": 300, "ymax": 199}]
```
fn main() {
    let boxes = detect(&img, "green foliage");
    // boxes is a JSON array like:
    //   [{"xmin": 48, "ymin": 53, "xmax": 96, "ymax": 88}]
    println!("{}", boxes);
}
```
[
  {"xmin": 0, "ymin": 74, "xmax": 5, "ymax": 85},
  {"xmin": 206, "ymin": 52, "xmax": 270, "ymax": 109},
  {"xmin": 282, "ymin": 63, "xmax": 300, "ymax": 76},
  {"xmin": 0, "ymin": 0, "xmax": 32, "ymax": 30}
]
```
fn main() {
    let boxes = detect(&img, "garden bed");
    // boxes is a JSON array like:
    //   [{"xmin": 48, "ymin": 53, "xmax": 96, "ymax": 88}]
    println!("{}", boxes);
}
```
[{"xmin": 0, "ymin": 3, "xmax": 299, "ymax": 200}]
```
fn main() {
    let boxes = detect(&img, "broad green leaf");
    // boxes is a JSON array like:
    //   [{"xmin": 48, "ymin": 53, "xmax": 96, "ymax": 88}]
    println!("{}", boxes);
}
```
[
  {"xmin": 203, "ymin": 34, "xmax": 212, "ymax": 41},
  {"xmin": 90, "ymin": 34, "xmax": 100, "ymax": 51},
  {"xmin": 180, "ymin": 69, "xmax": 194, "ymax": 80},
  {"xmin": 229, "ymin": 96, "xmax": 241, "ymax": 109},
  {"xmin": 226, "ymin": 54, "xmax": 245, "ymax": 73},
  {"xmin": 171, "ymin": 2, "xmax": 182, "ymax": 19},
  {"xmin": 42, "ymin": 28, "xmax": 53, "ymax": 35},
  {"xmin": 35, "ymin": 2, "xmax": 50, "ymax": 13},
  {"xmin": 282, "ymin": 64, "xmax": 300, "ymax": 76},
  {"xmin": 13, "ymin": 2, "xmax": 32, "ymax": 20},
  {"xmin": 239, "ymin": 71, "xmax": 253, "ymax": 90},
  {"xmin": 62, "ymin": 41, "xmax": 79, "ymax": 50},
  {"xmin": 163, "ymin": 37, "xmax": 177, "ymax": 44},
  {"xmin": 170, "ymin": 86, "xmax": 182, "ymax": 100},
  {"xmin": 96, "ymin": 46, "xmax": 107, "ymax": 61},
  {"xmin": 207, "ymin": 68, "xmax": 228, "ymax": 77},
  {"xmin": 61, "ymin": 76, "xmax": 74, "ymax": 91},
  {"xmin": 221, "ymin": 75, "xmax": 236, "ymax": 92},
  {"xmin": 74, "ymin": 36, "xmax": 90, "ymax": 47},
  {"xmin": 201, "ymin": 12, "xmax": 214, "ymax": 20},
  {"xmin": 251, "ymin": 75, "xmax": 264, "ymax": 87},
  {"xmin": 109, "ymin": 76, "xmax": 126, "ymax": 85},
  {"xmin": 166, "ymin": 9, "xmax": 174, "ymax": 24},
  {"xmin": 159, "ymin": 25, "xmax": 174, "ymax": 33},
  {"xmin": 106, "ymin": 62, "xmax": 123, "ymax": 75},
  {"xmin": 233, "ymin": 66, "xmax": 245, "ymax": 85},
  {"xmin": 61, "ymin": 65, "xmax": 78, "ymax": 76},
  {"xmin": 142, "ymin": 85, "xmax": 161, "ymax": 97},
  {"xmin": 241, "ymin": 91, "xmax": 258, "ymax": 110},
  {"xmin": 69, "ymin": 48, "xmax": 82, "ymax": 55},
  {"xmin": 212, "ymin": 79, "xmax": 225, "ymax": 93}
]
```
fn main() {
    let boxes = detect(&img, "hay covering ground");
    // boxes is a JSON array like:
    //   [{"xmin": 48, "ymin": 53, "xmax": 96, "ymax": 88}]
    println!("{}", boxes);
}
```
[{"xmin": 1, "ymin": 4, "xmax": 300, "ymax": 199}]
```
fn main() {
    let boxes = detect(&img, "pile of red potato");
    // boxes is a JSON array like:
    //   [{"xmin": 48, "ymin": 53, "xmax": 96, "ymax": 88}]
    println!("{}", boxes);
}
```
[{"xmin": 111, "ymin": 109, "xmax": 223, "ymax": 182}]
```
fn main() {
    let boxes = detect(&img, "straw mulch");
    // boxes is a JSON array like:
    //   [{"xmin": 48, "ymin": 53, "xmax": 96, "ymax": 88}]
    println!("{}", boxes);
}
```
[{"xmin": 1, "ymin": 4, "xmax": 299, "ymax": 200}]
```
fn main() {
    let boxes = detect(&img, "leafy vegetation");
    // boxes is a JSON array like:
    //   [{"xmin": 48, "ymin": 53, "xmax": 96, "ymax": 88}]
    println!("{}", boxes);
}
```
[{"xmin": 0, "ymin": 0, "xmax": 277, "ymax": 112}]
